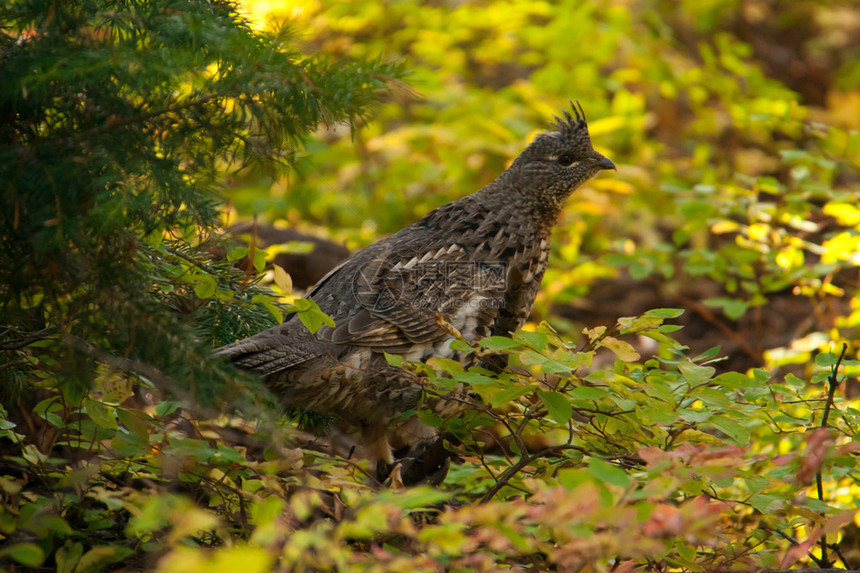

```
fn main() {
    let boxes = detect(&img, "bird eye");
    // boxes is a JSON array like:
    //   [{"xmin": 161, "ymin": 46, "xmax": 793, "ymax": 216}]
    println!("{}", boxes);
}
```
[{"xmin": 557, "ymin": 153, "xmax": 574, "ymax": 167}]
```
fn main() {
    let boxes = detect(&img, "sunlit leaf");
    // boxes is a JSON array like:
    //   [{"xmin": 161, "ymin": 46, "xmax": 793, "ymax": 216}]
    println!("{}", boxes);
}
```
[
  {"xmin": 601, "ymin": 336, "xmax": 641, "ymax": 362},
  {"xmin": 193, "ymin": 274, "xmax": 217, "ymax": 299},
  {"xmin": 291, "ymin": 298, "xmax": 335, "ymax": 333},
  {"xmin": 273, "ymin": 264, "xmax": 293, "ymax": 293}
]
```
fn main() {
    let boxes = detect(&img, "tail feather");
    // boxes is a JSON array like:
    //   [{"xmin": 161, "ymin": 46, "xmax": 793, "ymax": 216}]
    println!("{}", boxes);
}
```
[{"xmin": 214, "ymin": 322, "xmax": 321, "ymax": 376}]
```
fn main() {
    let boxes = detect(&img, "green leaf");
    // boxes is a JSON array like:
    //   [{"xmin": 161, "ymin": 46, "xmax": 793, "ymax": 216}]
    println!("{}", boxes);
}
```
[
  {"xmin": 569, "ymin": 386, "xmax": 609, "ymax": 401},
  {"xmin": 154, "ymin": 400, "xmax": 182, "ymax": 418},
  {"xmin": 384, "ymin": 353, "xmax": 403, "ymax": 367},
  {"xmin": 251, "ymin": 293, "xmax": 284, "ymax": 323},
  {"xmin": 455, "ymin": 372, "xmax": 498, "ymax": 386},
  {"xmin": 539, "ymin": 358, "xmax": 574, "ymax": 375},
  {"xmin": 680, "ymin": 199, "xmax": 715, "ymax": 220},
  {"xmin": 629, "ymin": 258, "xmax": 654, "ymax": 279},
  {"xmin": 215, "ymin": 288, "xmax": 234, "ymax": 302},
  {"xmin": 713, "ymin": 371, "xmax": 753, "ymax": 389},
  {"xmin": 416, "ymin": 523, "xmax": 468, "ymax": 553},
  {"xmin": 292, "ymin": 298, "xmax": 335, "ymax": 333},
  {"xmin": 192, "ymin": 273, "xmax": 217, "ymax": 299},
  {"xmin": 815, "ymin": 352, "xmax": 838, "ymax": 367},
  {"xmin": 0, "ymin": 543, "xmax": 45, "ymax": 567},
  {"xmin": 695, "ymin": 388, "xmax": 731, "ymax": 408},
  {"xmin": 587, "ymin": 457, "xmax": 631, "ymax": 488},
  {"xmin": 709, "ymin": 416, "xmax": 750, "ymax": 444},
  {"xmin": 617, "ymin": 314, "xmax": 663, "ymax": 333},
  {"xmin": 32, "ymin": 396, "xmax": 61, "ymax": 416},
  {"xmin": 449, "ymin": 338, "xmax": 476, "ymax": 354},
  {"xmin": 645, "ymin": 308, "xmax": 685, "ymax": 319},
  {"xmin": 252, "ymin": 497, "xmax": 285, "ymax": 526},
  {"xmin": 515, "ymin": 330, "xmax": 549, "ymax": 351},
  {"xmin": 490, "ymin": 385, "xmax": 535, "ymax": 407},
  {"xmin": 253, "ymin": 247, "xmax": 267, "ymax": 272},
  {"xmin": 676, "ymin": 539, "xmax": 697, "ymax": 563},
  {"xmin": 56, "ymin": 540, "xmax": 83, "ymax": 573},
  {"xmin": 678, "ymin": 363, "xmax": 716, "ymax": 385},
  {"xmin": 799, "ymin": 497, "xmax": 834, "ymax": 513},
  {"xmin": 214, "ymin": 443, "xmax": 245, "ymax": 464},
  {"xmin": 743, "ymin": 475, "xmax": 770, "ymax": 494},
  {"xmin": 75, "ymin": 545, "xmax": 133, "ymax": 572},
  {"xmin": 226, "ymin": 246, "xmax": 249, "ymax": 262},
  {"xmin": 678, "ymin": 409, "xmax": 712, "ymax": 423},
  {"xmin": 379, "ymin": 487, "xmax": 451, "ymax": 509},
  {"xmin": 752, "ymin": 368, "xmax": 771, "ymax": 383},
  {"xmin": 85, "ymin": 398, "xmax": 118, "ymax": 430},
  {"xmin": 427, "ymin": 357, "xmax": 463, "ymax": 375},
  {"xmin": 497, "ymin": 523, "xmax": 531, "ymax": 552},
  {"xmin": 478, "ymin": 336, "xmax": 522, "ymax": 351},
  {"xmin": 117, "ymin": 408, "xmax": 150, "ymax": 442},
  {"xmin": 747, "ymin": 493, "xmax": 783, "ymax": 513},
  {"xmin": 537, "ymin": 390, "xmax": 572, "ymax": 423},
  {"xmin": 557, "ymin": 468, "xmax": 590, "ymax": 490},
  {"xmin": 693, "ymin": 345, "xmax": 722, "ymax": 362}
]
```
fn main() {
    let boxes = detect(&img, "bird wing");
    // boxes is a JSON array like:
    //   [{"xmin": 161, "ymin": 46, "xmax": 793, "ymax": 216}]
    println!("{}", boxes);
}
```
[
  {"xmin": 217, "ymin": 197, "xmax": 503, "ymax": 371},
  {"xmin": 314, "ymin": 246, "xmax": 457, "ymax": 353},
  {"xmin": 308, "ymin": 207, "xmax": 513, "ymax": 355}
]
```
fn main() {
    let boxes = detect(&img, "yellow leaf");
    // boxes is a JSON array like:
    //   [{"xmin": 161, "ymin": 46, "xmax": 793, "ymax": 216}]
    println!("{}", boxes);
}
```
[
  {"xmin": 601, "ymin": 336, "xmax": 641, "ymax": 362},
  {"xmin": 747, "ymin": 223, "xmax": 770, "ymax": 241},
  {"xmin": 591, "ymin": 178, "xmax": 634, "ymax": 194},
  {"xmin": 775, "ymin": 247, "xmax": 803, "ymax": 270},
  {"xmin": 583, "ymin": 325, "xmax": 606, "ymax": 342},
  {"xmin": 674, "ymin": 428, "xmax": 724, "ymax": 445},
  {"xmin": 417, "ymin": 523, "xmax": 468, "ymax": 554},
  {"xmin": 824, "ymin": 202, "xmax": 860, "ymax": 227},
  {"xmin": 207, "ymin": 547, "xmax": 273, "ymax": 573},
  {"xmin": 587, "ymin": 115, "xmax": 627, "ymax": 136},
  {"xmin": 273, "ymin": 265, "xmax": 292, "ymax": 294},
  {"xmin": 822, "ymin": 232, "xmax": 860, "ymax": 265},
  {"xmin": 711, "ymin": 220, "xmax": 740, "ymax": 234}
]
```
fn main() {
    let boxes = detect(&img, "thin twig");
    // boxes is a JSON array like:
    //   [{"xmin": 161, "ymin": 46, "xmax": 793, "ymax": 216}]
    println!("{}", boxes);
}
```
[
  {"xmin": 245, "ymin": 213, "xmax": 259, "ymax": 281},
  {"xmin": 479, "ymin": 444, "xmax": 589, "ymax": 503},
  {"xmin": 815, "ymin": 342, "xmax": 848, "ymax": 568},
  {"xmin": 820, "ymin": 344, "xmax": 846, "ymax": 429},
  {"xmin": 0, "ymin": 326, "xmax": 59, "ymax": 350}
]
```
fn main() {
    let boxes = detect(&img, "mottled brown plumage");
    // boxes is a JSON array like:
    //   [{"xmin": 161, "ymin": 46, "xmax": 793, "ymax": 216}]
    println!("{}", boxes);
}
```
[{"xmin": 216, "ymin": 103, "xmax": 615, "ymax": 480}]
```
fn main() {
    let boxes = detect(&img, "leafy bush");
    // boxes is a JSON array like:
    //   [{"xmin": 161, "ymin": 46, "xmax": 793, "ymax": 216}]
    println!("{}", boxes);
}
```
[{"xmin": 2, "ymin": 315, "xmax": 858, "ymax": 570}]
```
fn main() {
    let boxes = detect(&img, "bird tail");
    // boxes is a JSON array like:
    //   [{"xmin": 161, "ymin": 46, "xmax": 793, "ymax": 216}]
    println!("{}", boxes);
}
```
[{"xmin": 214, "ymin": 321, "xmax": 318, "ymax": 376}]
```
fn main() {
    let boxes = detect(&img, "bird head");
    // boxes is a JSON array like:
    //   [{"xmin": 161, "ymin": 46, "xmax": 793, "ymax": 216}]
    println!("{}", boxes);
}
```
[{"xmin": 508, "ymin": 102, "xmax": 615, "ymax": 216}]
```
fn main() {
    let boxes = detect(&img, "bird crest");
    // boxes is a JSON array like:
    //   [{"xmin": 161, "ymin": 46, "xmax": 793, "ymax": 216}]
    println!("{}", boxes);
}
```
[{"xmin": 549, "ymin": 100, "xmax": 589, "ymax": 142}]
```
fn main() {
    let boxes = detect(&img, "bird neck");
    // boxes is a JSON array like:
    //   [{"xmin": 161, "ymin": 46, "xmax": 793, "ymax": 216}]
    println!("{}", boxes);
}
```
[{"xmin": 477, "ymin": 171, "xmax": 566, "ymax": 233}]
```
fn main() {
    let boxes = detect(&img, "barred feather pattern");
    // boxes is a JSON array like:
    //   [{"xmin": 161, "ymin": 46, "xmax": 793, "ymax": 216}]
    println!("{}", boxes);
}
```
[{"xmin": 215, "ymin": 102, "xmax": 615, "ymax": 467}]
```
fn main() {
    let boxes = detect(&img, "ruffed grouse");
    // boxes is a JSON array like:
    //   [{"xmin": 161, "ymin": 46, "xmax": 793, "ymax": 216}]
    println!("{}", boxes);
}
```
[{"xmin": 217, "ymin": 103, "xmax": 615, "ymax": 481}]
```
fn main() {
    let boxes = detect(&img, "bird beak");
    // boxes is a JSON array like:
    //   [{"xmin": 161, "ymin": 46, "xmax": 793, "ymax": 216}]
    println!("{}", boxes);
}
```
[{"xmin": 593, "ymin": 153, "xmax": 616, "ymax": 171}]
